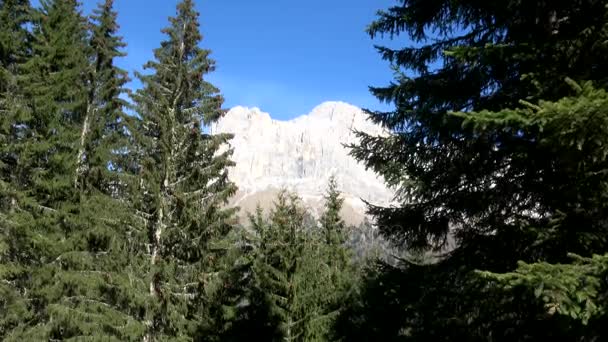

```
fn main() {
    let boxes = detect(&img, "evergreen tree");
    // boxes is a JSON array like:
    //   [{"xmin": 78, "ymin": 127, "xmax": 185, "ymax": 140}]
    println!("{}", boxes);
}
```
[
  {"xmin": 199, "ymin": 214, "xmax": 277, "ymax": 341},
  {"xmin": 317, "ymin": 177, "xmax": 358, "ymax": 340},
  {"xmin": 353, "ymin": 0, "xmax": 608, "ymax": 254},
  {"xmin": 0, "ymin": 0, "xmax": 30, "ymax": 97},
  {"xmin": 0, "ymin": 2, "xmax": 32, "ymax": 336},
  {"xmin": 252, "ymin": 191, "xmax": 310, "ymax": 341},
  {"xmin": 0, "ymin": 0, "xmax": 31, "ymax": 100},
  {"xmin": 1, "ymin": 0, "xmax": 152, "ymax": 339},
  {"xmin": 482, "ymin": 253, "xmax": 608, "ymax": 329},
  {"xmin": 342, "ymin": 0, "xmax": 608, "ymax": 340},
  {"xmin": 77, "ymin": 0, "xmax": 131, "ymax": 194},
  {"xmin": 1, "ymin": 0, "xmax": 91, "ymax": 339},
  {"xmin": 0, "ymin": 0, "xmax": 31, "ymax": 210},
  {"xmin": 18, "ymin": 0, "xmax": 90, "ymax": 207},
  {"xmin": 130, "ymin": 0, "xmax": 237, "ymax": 338},
  {"xmin": 458, "ymin": 81, "xmax": 608, "ymax": 338},
  {"xmin": 219, "ymin": 191, "xmax": 348, "ymax": 342},
  {"xmin": 319, "ymin": 176, "xmax": 352, "ymax": 270},
  {"xmin": 320, "ymin": 176, "xmax": 346, "ymax": 248}
]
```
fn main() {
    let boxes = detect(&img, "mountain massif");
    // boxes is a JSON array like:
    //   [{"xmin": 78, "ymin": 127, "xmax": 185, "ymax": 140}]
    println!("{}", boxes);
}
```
[{"xmin": 211, "ymin": 101, "xmax": 395, "ymax": 225}]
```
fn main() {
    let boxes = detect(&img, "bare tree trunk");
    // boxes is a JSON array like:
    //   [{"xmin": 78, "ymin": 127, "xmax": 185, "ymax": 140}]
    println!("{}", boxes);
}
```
[{"xmin": 75, "ymin": 98, "xmax": 93, "ymax": 189}]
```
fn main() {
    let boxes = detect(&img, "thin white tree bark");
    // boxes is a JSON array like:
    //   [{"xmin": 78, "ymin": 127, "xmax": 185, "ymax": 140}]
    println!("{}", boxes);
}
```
[{"xmin": 74, "ymin": 101, "xmax": 92, "ymax": 189}]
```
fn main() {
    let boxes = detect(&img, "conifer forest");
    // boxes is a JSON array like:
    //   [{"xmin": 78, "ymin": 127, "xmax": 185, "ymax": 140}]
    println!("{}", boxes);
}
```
[{"xmin": 1, "ymin": 0, "xmax": 608, "ymax": 341}]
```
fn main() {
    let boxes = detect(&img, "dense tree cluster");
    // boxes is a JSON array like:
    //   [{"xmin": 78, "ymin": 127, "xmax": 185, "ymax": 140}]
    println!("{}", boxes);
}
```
[
  {"xmin": 340, "ymin": 0, "xmax": 608, "ymax": 341},
  {"xmin": 1, "ymin": 0, "xmax": 607, "ymax": 341},
  {"xmin": 0, "ymin": 1, "xmax": 361, "ymax": 340}
]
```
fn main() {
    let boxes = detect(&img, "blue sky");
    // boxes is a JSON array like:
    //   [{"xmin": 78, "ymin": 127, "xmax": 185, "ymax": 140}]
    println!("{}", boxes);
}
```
[{"xmin": 45, "ymin": 0, "xmax": 400, "ymax": 120}]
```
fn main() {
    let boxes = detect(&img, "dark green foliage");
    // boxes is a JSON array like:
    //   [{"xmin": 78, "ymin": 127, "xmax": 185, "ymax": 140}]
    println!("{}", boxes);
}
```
[
  {"xmin": 0, "ymin": 0, "xmax": 150, "ymax": 339},
  {"xmin": 130, "ymin": 0, "xmax": 237, "ymax": 338},
  {"xmin": 18, "ymin": 0, "xmax": 90, "ymax": 206},
  {"xmin": 0, "ymin": 0, "xmax": 31, "ymax": 115},
  {"xmin": 320, "ymin": 176, "xmax": 346, "ymax": 247},
  {"xmin": 343, "ymin": 0, "xmax": 608, "ymax": 340},
  {"xmin": 206, "ymin": 194, "xmax": 298, "ymax": 341},
  {"xmin": 456, "ymin": 81, "xmax": 608, "ymax": 338},
  {"xmin": 1, "ymin": 0, "xmax": 238, "ymax": 339},
  {"xmin": 211, "ymin": 187, "xmax": 360, "ymax": 342},
  {"xmin": 0, "ymin": 0, "xmax": 31, "ymax": 213},
  {"xmin": 318, "ymin": 177, "xmax": 358, "ymax": 340},
  {"xmin": 237, "ymin": 192, "xmax": 318, "ymax": 341},
  {"xmin": 353, "ymin": 0, "xmax": 608, "ymax": 253},
  {"xmin": 76, "ymin": 0, "xmax": 131, "ymax": 194},
  {"xmin": 1, "ymin": 0, "xmax": 92, "ymax": 338},
  {"xmin": 0, "ymin": 0, "xmax": 30, "ymax": 98},
  {"xmin": 10, "ymin": 0, "xmax": 608, "ymax": 339},
  {"xmin": 199, "ymin": 219, "xmax": 278, "ymax": 341},
  {"xmin": 480, "ymin": 253, "xmax": 608, "ymax": 327}
]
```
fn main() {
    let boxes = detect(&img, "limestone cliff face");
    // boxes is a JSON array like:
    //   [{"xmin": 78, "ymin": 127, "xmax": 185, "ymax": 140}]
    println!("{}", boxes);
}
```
[{"xmin": 211, "ymin": 101, "xmax": 394, "ymax": 225}]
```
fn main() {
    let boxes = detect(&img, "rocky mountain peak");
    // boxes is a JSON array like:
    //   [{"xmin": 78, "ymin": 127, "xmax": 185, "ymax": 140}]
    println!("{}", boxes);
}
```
[{"xmin": 211, "ymin": 102, "xmax": 394, "ymax": 225}]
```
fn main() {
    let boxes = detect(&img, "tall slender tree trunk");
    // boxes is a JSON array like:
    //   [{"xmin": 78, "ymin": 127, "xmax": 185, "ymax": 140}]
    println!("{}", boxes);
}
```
[{"xmin": 75, "ymin": 96, "xmax": 93, "ymax": 189}]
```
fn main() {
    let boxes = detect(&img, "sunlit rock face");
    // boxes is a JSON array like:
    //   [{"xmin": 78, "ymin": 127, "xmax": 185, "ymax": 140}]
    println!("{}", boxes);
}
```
[{"xmin": 211, "ymin": 101, "xmax": 395, "ymax": 226}]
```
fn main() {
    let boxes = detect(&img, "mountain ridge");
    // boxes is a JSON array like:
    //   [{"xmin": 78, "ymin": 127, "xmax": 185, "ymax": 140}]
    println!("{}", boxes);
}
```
[{"xmin": 212, "ymin": 101, "xmax": 395, "ymax": 225}]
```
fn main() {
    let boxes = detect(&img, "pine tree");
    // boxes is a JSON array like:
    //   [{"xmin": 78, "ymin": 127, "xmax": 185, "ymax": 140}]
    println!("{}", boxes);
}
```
[
  {"xmin": 130, "ymin": 0, "xmax": 237, "ymax": 338},
  {"xmin": 342, "ymin": 0, "xmax": 608, "ymax": 340}
]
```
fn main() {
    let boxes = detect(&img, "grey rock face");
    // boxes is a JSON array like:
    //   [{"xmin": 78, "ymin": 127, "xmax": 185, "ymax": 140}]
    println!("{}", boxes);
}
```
[{"xmin": 211, "ymin": 101, "xmax": 395, "ymax": 225}]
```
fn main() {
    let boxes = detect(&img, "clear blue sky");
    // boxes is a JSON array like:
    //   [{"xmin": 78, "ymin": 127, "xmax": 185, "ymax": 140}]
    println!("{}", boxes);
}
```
[{"xmin": 43, "ymin": 0, "xmax": 400, "ymax": 120}]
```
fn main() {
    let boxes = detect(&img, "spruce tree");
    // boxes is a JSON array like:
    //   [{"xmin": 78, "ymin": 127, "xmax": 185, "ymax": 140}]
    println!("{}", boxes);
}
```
[
  {"xmin": 320, "ymin": 176, "xmax": 346, "ymax": 246},
  {"xmin": 320, "ymin": 176, "xmax": 349, "ymax": 266},
  {"xmin": 0, "ymin": 0, "xmax": 31, "ymax": 100},
  {"xmin": 209, "ymin": 192, "xmax": 321, "ymax": 341},
  {"xmin": 77, "ymin": 0, "xmax": 131, "ymax": 194},
  {"xmin": 0, "ymin": 0, "xmax": 32, "ymax": 336},
  {"xmin": 482, "ymin": 253, "xmax": 608, "ymax": 329},
  {"xmin": 0, "ymin": 0, "xmax": 31, "ymax": 209},
  {"xmin": 1, "ymin": 0, "xmax": 90, "ymax": 338},
  {"xmin": 219, "ymin": 191, "xmax": 345, "ymax": 342},
  {"xmin": 1, "ymin": 0, "xmax": 151, "ymax": 339},
  {"xmin": 0, "ymin": 0, "xmax": 31, "ymax": 97},
  {"xmin": 250, "ymin": 191, "xmax": 312, "ymax": 341},
  {"xmin": 353, "ymin": 0, "xmax": 608, "ymax": 254},
  {"xmin": 198, "ymin": 214, "xmax": 276, "ymax": 341},
  {"xmin": 316, "ymin": 177, "xmax": 358, "ymax": 340},
  {"xmin": 130, "ymin": 0, "xmax": 237, "ymax": 338},
  {"xmin": 459, "ymin": 81, "xmax": 608, "ymax": 338},
  {"xmin": 18, "ymin": 0, "xmax": 89, "ymax": 207},
  {"xmin": 342, "ymin": 0, "xmax": 608, "ymax": 340}
]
